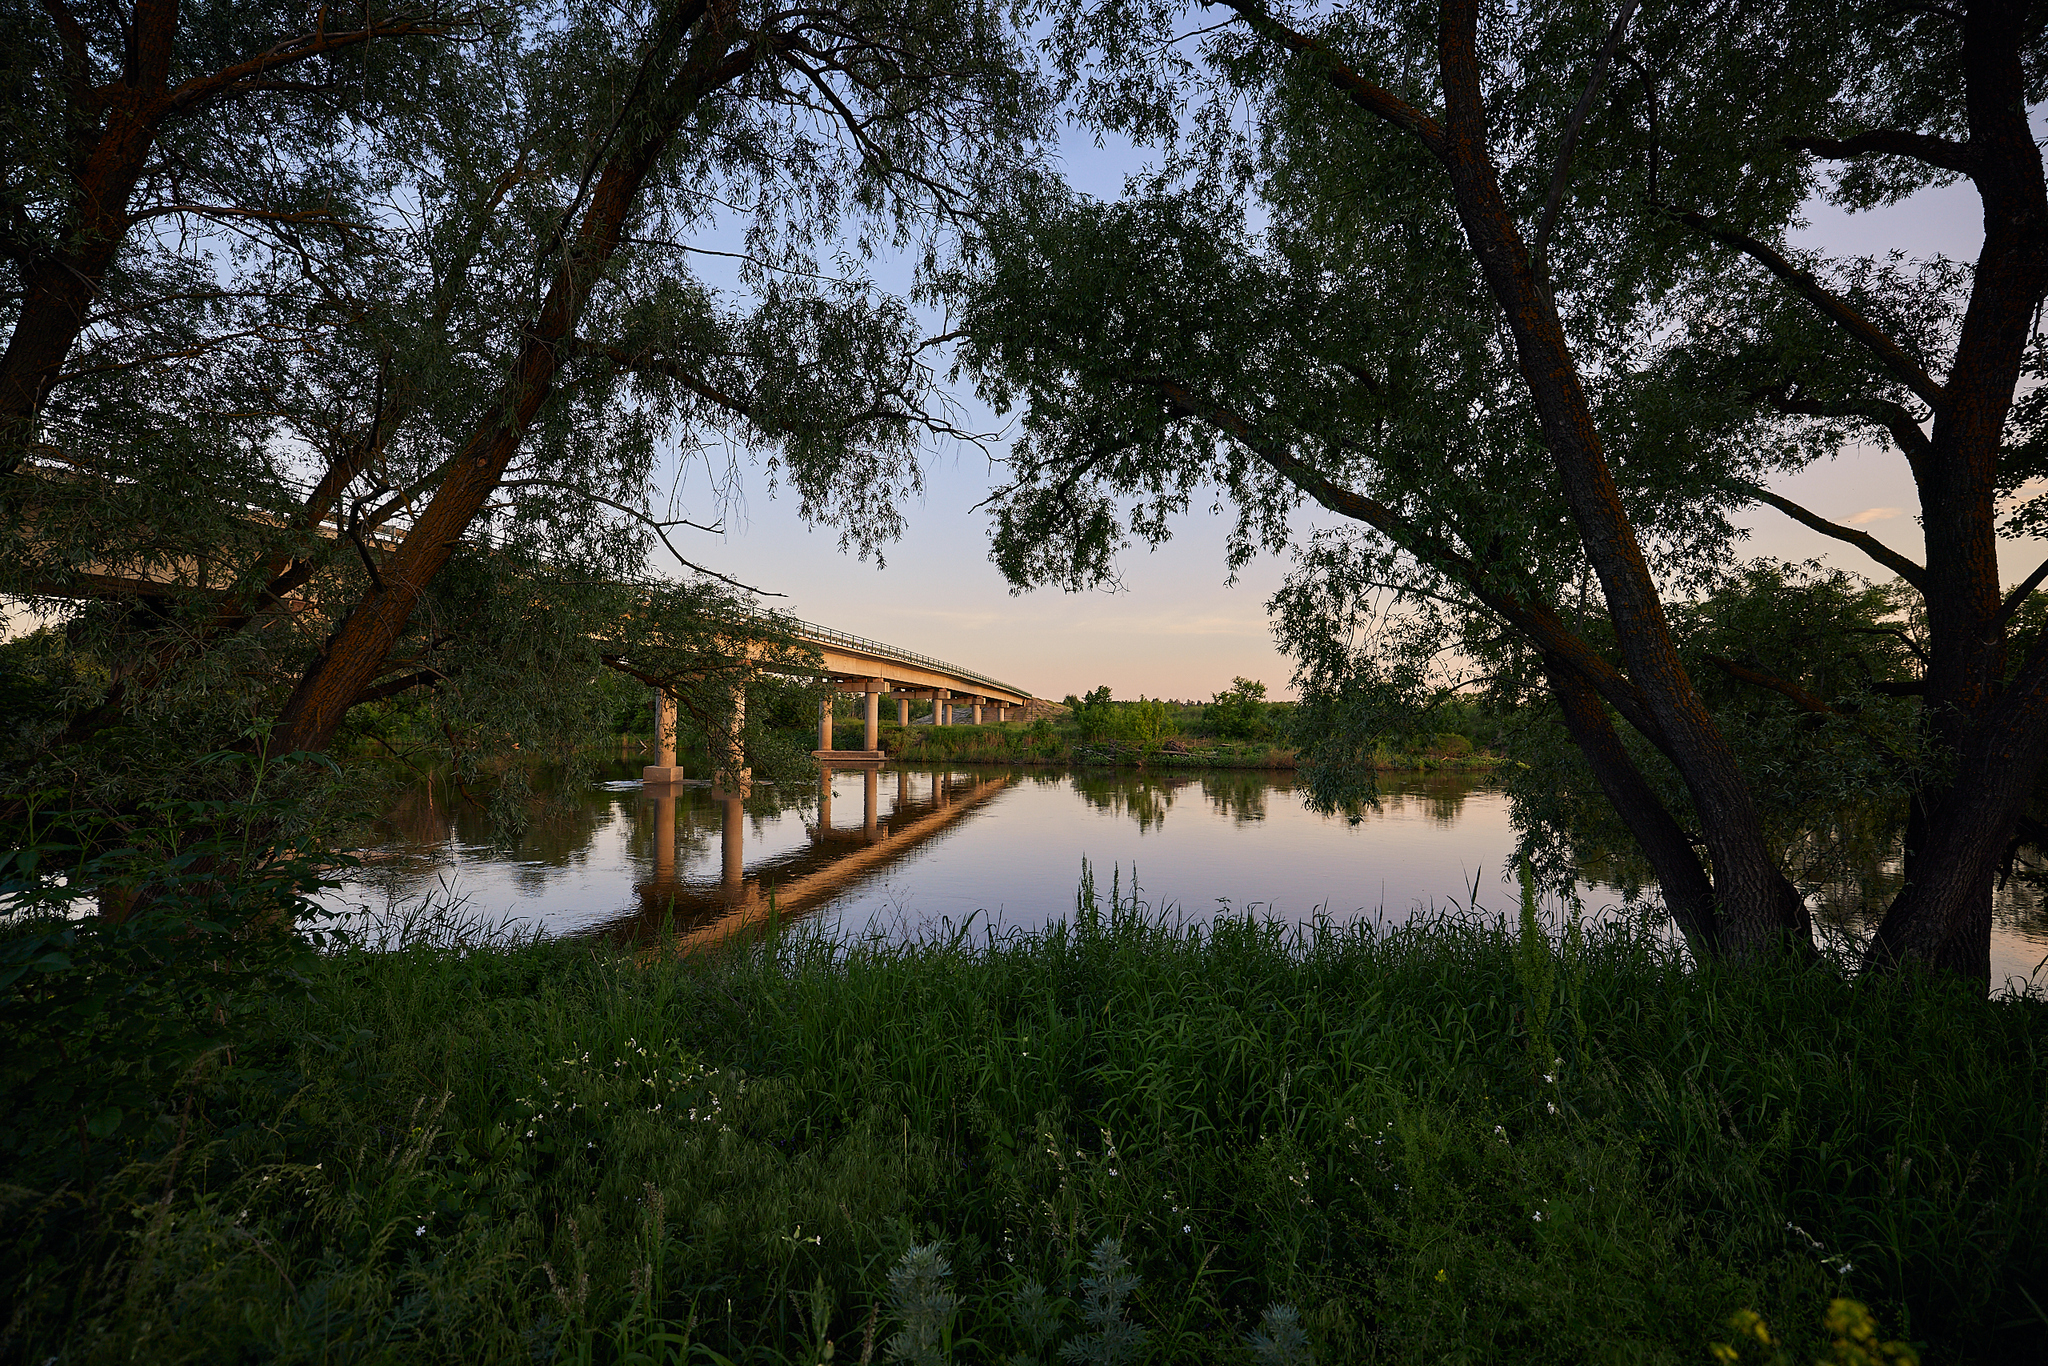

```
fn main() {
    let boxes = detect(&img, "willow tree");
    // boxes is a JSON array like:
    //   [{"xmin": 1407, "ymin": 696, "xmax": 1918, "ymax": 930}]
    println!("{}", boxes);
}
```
[
  {"xmin": 3, "ymin": 0, "xmax": 1044, "ymax": 798},
  {"xmin": 958, "ymin": 0, "xmax": 2045, "ymax": 983}
]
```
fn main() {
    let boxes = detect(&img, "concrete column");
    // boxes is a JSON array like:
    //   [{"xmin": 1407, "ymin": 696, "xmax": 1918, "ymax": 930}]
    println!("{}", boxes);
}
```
[
  {"xmin": 643, "ymin": 687, "xmax": 687, "ymax": 783},
  {"xmin": 898, "ymin": 696, "xmax": 910, "ymax": 726},
  {"xmin": 995, "ymin": 705, "xmax": 1007, "ymax": 723},
  {"xmin": 863, "ymin": 679, "xmax": 883, "ymax": 752},
  {"xmin": 863, "ymin": 766, "xmax": 879, "ymax": 843},
  {"xmin": 818, "ymin": 694, "xmax": 834, "ymax": 752},
  {"xmin": 932, "ymin": 689, "xmax": 950, "ymax": 726},
  {"xmin": 720, "ymin": 794, "xmax": 744, "ymax": 890},
  {"xmin": 972, "ymin": 699, "xmax": 984, "ymax": 725},
  {"xmin": 721, "ymin": 687, "xmax": 749, "ymax": 790}
]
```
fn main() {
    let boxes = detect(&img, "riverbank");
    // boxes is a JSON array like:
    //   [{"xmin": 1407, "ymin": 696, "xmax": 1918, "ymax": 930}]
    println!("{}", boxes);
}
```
[
  {"xmin": 880, "ymin": 723, "xmax": 1502, "ymax": 773},
  {"xmin": 6, "ymin": 887, "xmax": 2041, "ymax": 1364}
]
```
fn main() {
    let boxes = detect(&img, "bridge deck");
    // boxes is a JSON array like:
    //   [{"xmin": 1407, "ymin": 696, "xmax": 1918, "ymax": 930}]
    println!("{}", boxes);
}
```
[{"xmin": 787, "ymin": 618, "xmax": 1030, "ymax": 704}]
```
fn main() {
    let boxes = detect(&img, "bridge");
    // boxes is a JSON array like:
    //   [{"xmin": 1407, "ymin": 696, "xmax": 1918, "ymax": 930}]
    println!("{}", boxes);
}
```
[
  {"xmin": 10, "ymin": 466, "xmax": 1038, "ymax": 773},
  {"xmin": 642, "ymin": 617, "xmax": 1037, "ymax": 781}
]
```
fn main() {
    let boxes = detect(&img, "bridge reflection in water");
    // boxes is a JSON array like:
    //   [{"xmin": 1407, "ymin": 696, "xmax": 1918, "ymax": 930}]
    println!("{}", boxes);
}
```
[{"xmin": 625, "ymin": 767, "xmax": 1013, "ymax": 950}]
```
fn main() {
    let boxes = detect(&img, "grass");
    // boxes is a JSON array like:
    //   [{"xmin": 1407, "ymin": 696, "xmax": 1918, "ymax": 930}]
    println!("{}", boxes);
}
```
[
  {"xmin": 4, "ymin": 875, "xmax": 2045, "ymax": 1364},
  {"xmin": 882, "ymin": 722, "xmax": 1492, "ymax": 772}
]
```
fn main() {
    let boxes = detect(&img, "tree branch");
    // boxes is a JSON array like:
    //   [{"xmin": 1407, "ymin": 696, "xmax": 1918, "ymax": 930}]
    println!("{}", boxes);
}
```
[
  {"xmin": 164, "ymin": 13, "xmax": 462, "ymax": 114},
  {"xmin": 1759, "ymin": 385, "xmax": 1935, "ymax": 466},
  {"xmin": 1531, "ymin": 0, "xmax": 1640, "ymax": 290},
  {"xmin": 1786, "ymin": 129, "xmax": 1977, "ymax": 177},
  {"xmin": 350, "ymin": 669, "xmax": 444, "ymax": 707},
  {"xmin": 1678, "ymin": 211, "xmax": 1948, "ymax": 411},
  {"xmin": 1997, "ymin": 552, "xmax": 2048, "ymax": 627},
  {"xmin": 1141, "ymin": 373, "xmax": 1678, "ymax": 753},
  {"xmin": 1706, "ymin": 654, "xmax": 1834, "ymax": 715},
  {"xmin": 1208, "ymin": 0, "xmax": 1448, "ymax": 156},
  {"xmin": 1729, "ymin": 480, "xmax": 1927, "ymax": 588}
]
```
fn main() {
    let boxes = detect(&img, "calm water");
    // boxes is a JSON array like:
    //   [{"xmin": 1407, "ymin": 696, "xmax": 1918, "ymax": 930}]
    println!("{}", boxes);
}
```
[{"xmin": 320, "ymin": 762, "xmax": 2048, "ymax": 990}]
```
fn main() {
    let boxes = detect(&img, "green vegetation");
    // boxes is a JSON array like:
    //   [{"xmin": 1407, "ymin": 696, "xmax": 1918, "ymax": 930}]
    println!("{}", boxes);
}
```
[
  {"xmin": 879, "ymin": 683, "xmax": 1502, "ymax": 773},
  {"xmin": 4, "ymin": 867, "xmax": 2041, "ymax": 1363},
  {"xmin": 956, "ymin": 0, "xmax": 2048, "ymax": 983}
]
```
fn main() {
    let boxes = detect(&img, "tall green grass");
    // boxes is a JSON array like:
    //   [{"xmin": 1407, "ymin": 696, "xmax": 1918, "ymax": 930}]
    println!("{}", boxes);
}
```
[{"xmin": 4, "ymin": 875, "xmax": 2043, "ymax": 1363}]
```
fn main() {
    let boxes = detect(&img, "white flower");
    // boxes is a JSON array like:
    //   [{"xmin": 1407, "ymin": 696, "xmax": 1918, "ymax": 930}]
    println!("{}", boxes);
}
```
[
  {"xmin": 416, "ymin": 1225, "xmax": 426, "ymax": 1236},
  {"xmin": 1546, "ymin": 1101, "xmax": 1558, "ymax": 1115},
  {"xmin": 1532, "ymin": 1212, "xmax": 1545, "ymax": 1222}
]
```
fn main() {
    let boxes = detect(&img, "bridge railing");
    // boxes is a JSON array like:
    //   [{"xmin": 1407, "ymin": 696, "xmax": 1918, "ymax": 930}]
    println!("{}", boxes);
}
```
[{"xmin": 783, "ymin": 617, "xmax": 1030, "ymax": 699}]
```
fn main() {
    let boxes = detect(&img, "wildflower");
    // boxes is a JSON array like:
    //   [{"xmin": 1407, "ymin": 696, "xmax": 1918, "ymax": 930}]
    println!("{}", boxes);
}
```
[
  {"xmin": 1546, "ymin": 1101, "xmax": 1558, "ymax": 1115},
  {"xmin": 1435, "ymin": 1269, "xmax": 1447, "ymax": 1283},
  {"xmin": 416, "ymin": 1225, "xmax": 426, "ymax": 1236},
  {"xmin": 1532, "ymin": 1211, "xmax": 1545, "ymax": 1222}
]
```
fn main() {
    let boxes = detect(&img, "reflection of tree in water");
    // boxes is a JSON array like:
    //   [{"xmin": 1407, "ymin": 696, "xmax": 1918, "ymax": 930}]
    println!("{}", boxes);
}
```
[
  {"xmin": 1563, "ymin": 796, "xmax": 2048, "ymax": 961},
  {"xmin": 1070, "ymin": 770, "xmax": 1191, "ymax": 832},
  {"xmin": 1333, "ymin": 773, "xmax": 1482, "ymax": 828},
  {"xmin": 1201, "ymin": 771, "xmax": 1272, "ymax": 824}
]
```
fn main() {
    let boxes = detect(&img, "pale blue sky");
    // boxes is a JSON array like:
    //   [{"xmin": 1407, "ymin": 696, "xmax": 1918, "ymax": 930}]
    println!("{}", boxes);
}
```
[{"xmin": 674, "ymin": 161, "xmax": 1995, "ymax": 705}]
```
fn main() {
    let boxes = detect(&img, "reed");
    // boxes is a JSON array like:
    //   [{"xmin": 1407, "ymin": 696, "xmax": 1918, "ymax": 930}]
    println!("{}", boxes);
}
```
[{"xmin": 4, "ymin": 877, "xmax": 2042, "ymax": 1364}]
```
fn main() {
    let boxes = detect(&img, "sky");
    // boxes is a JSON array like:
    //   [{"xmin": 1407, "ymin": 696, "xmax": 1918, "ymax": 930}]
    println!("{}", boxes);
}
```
[
  {"xmin": 0, "ymin": 87, "xmax": 2001, "ymax": 709},
  {"xmin": 659, "ymin": 164, "xmax": 1994, "ymax": 707}
]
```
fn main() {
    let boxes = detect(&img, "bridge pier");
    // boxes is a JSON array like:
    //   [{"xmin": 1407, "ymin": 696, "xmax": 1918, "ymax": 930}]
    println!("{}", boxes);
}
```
[
  {"xmin": 897, "ymin": 695, "xmax": 910, "ymax": 726},
  {"xmin": 721, "ymin": 688, "xmax": 750, "ymax": 791},
  {"xmin": 643, "ymin": 688, "xmax": 688, "ymax": 784},
  {"xmin": 972, "ymin": 698, "xmax": 984, "ymax": 724},
  {"xmin": 813, "ymin": 678, "xmax": 885, "ymax": 762},
  {"xmin": 933, "ymin": 688, "xmax": 950, "ymax": 725}
]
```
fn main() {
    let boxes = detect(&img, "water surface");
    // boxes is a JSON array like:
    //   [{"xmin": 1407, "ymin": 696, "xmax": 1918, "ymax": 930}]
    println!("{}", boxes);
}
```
[{"xmin": 320, "ymin": 762, "xmax": 2048, "ymax": 990}]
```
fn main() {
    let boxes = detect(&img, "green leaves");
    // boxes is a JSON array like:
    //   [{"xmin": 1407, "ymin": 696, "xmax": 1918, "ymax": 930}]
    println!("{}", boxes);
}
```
[{"xmin": 0, "ymin": 760, "xmax": 342, "ymax": 1178}]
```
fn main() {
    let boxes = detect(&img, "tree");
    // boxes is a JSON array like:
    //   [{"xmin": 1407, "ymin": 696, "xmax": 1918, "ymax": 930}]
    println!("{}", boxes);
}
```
[
  {"xmin": 3, "ymin": 0, "xmax": 1047, "ymax": 804},
  {"xmin": 0, "ymin": 2, "xmax": 469, "ymax": 471},
  {"xmin": 958, "ymin": 0, "xmax": 2047, "ymax": 983},
  {"xmin": 1203, "ymin": 676, "xmax": 1269, "ymax": 740}
]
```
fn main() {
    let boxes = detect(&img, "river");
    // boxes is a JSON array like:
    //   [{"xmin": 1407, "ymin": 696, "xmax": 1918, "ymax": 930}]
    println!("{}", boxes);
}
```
[{"xmin": 319, "ymin": 761, "xmax": 2048, "ymax": 990}]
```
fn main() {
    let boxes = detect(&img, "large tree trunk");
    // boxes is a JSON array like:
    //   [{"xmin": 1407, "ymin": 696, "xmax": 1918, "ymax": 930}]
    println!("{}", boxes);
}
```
[
  {"xmin": 269, "ymin": 3, "xmax": 745, "ymax": 756},
  {"xmin": 1, "ymin": 3, "xmax": 454, "ymax": 470},
  {"xmin": 1431, "ymin": 0, "xmax": 1811, "ymax": 957},
  {"xmin": 1544, "ymin": 656, "xmax": 1721, "ymax": 956},
  {"xmin": 1870, "ymin": 0, "xmax": 2048, "ymax": 986},
  {"xmin": 0, "ymin": 5, "xmax": 173, "ymax": 467}
]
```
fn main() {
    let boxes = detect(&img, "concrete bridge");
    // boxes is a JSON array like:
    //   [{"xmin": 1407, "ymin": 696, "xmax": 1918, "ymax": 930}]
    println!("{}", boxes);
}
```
[
  {"xmin": 11, "ymin": 468, "xmax": 1037, "ymax": 772},
  {"xmin": 642, "ymin": 617, "xmax": 1035, "ymax": 781}
]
